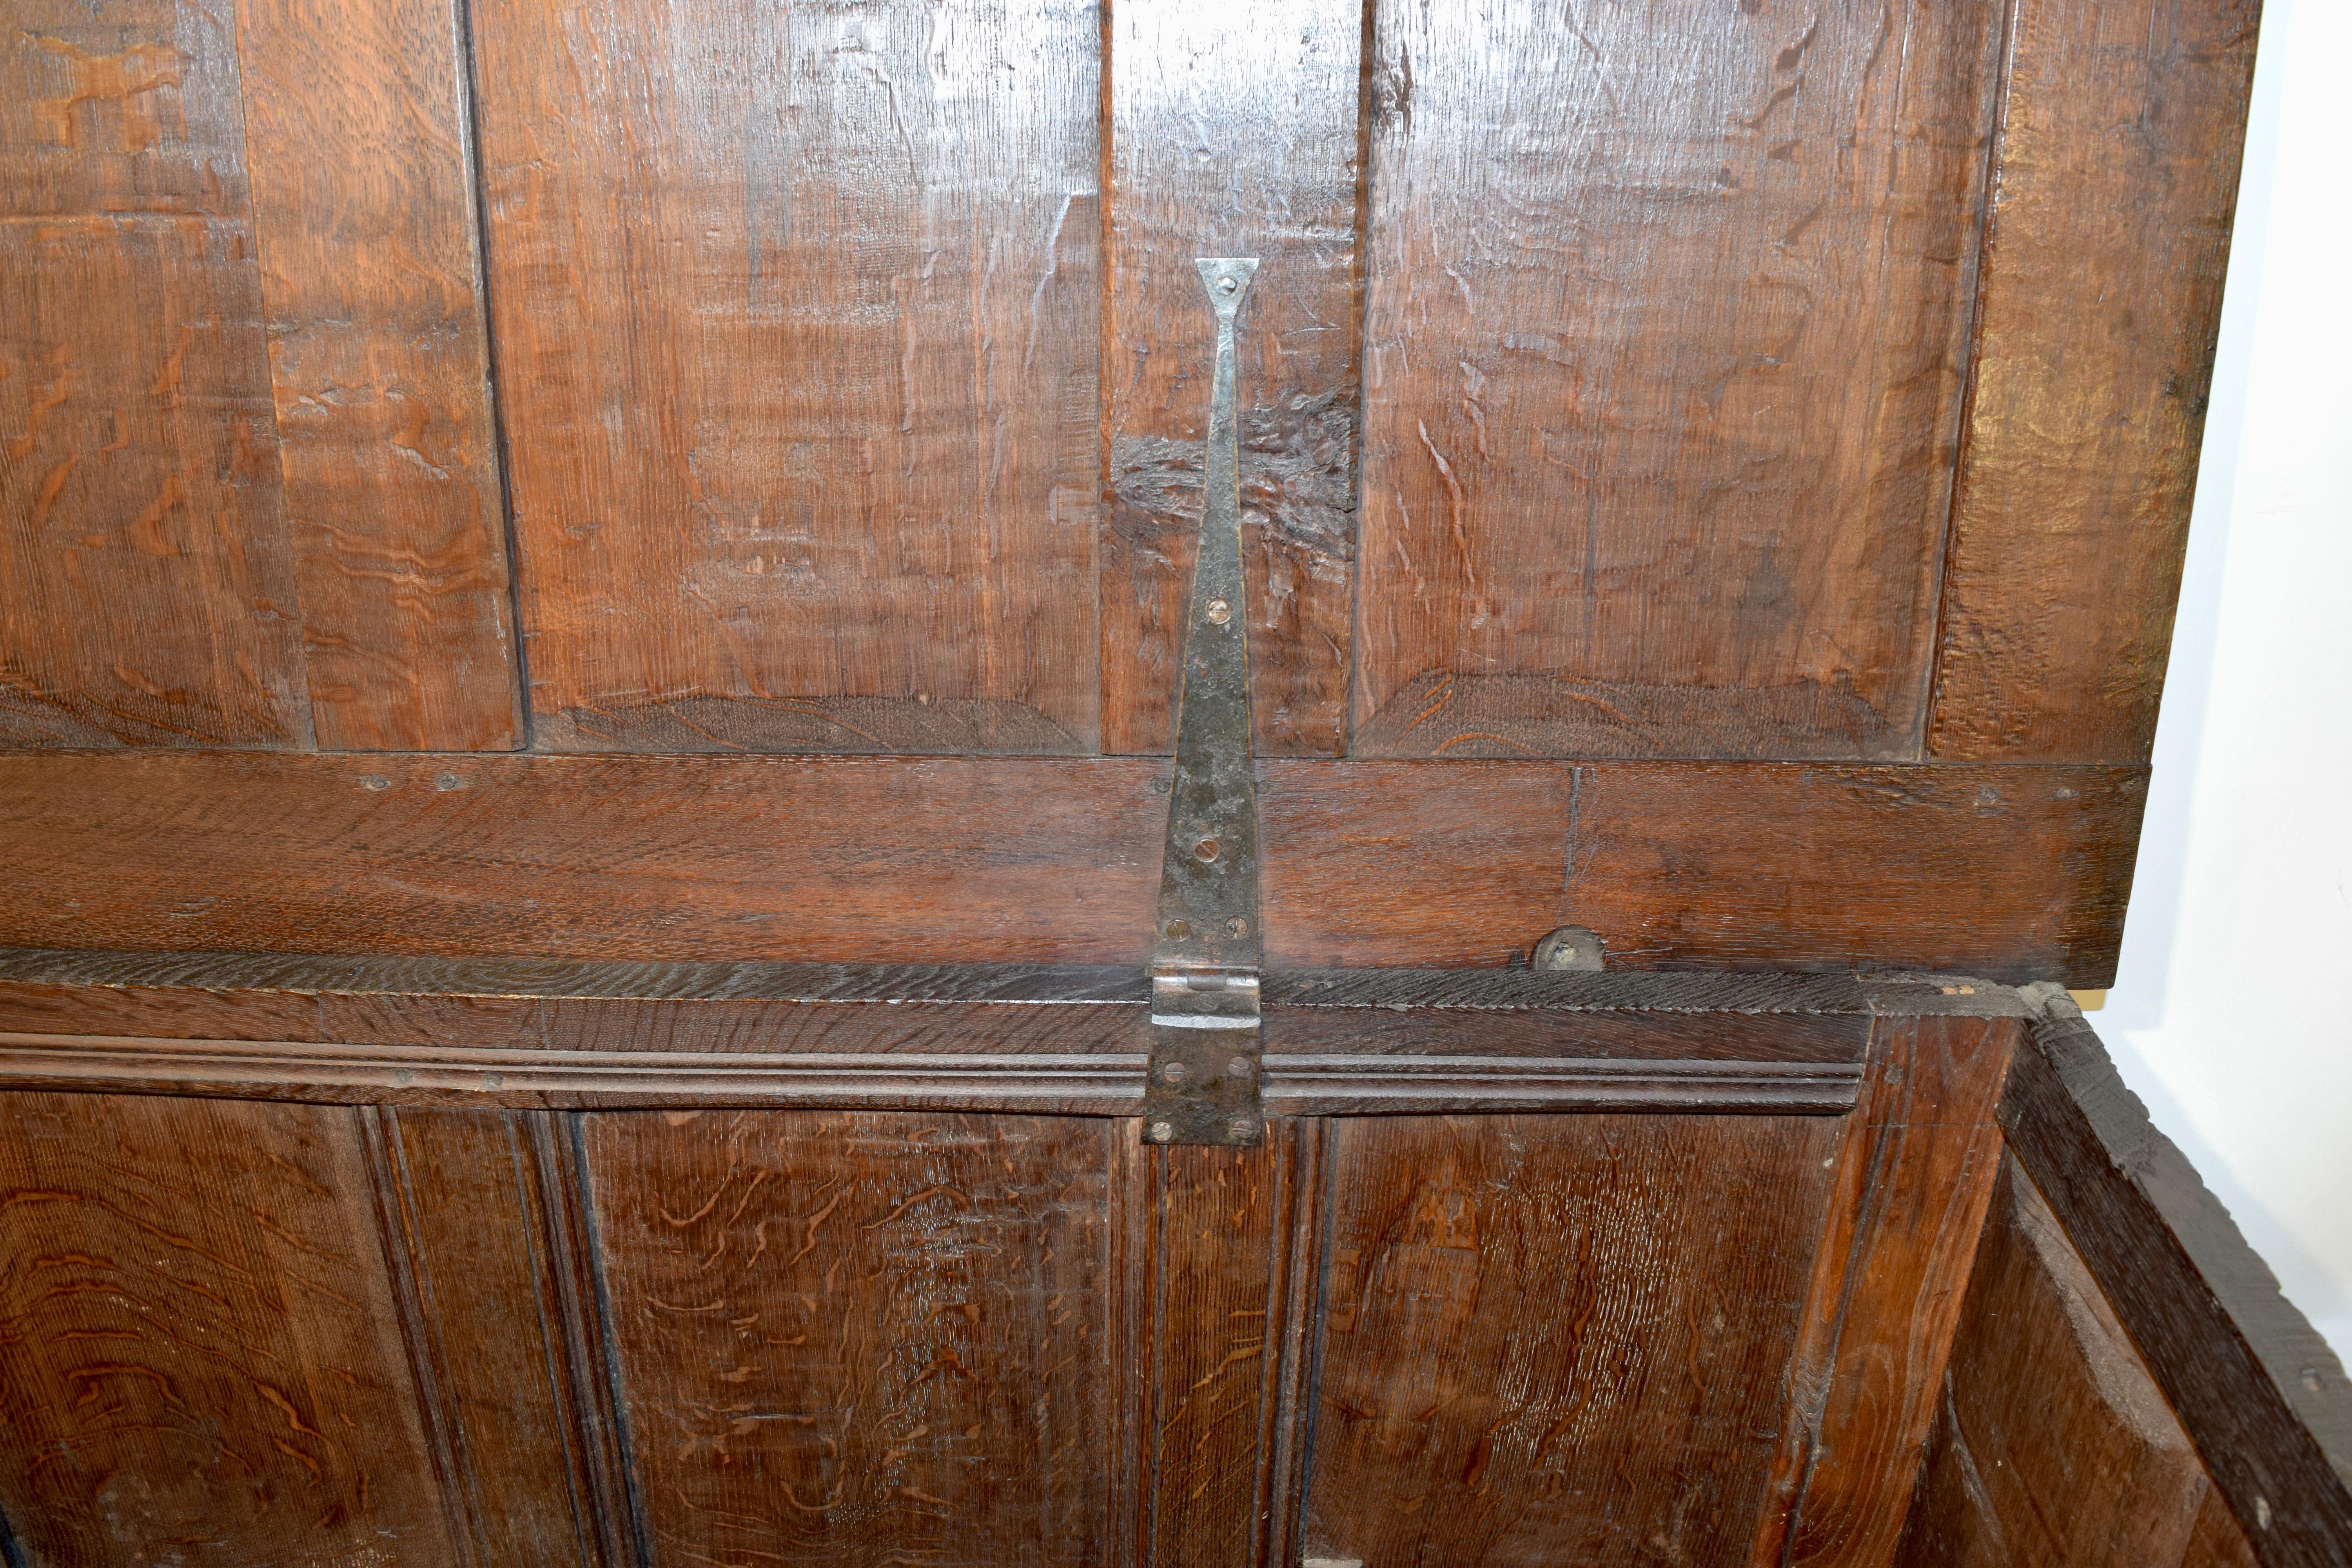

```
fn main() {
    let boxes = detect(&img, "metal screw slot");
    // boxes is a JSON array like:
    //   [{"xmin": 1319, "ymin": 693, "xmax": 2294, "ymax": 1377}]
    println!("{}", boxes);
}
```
[
  {"xmin": 1225, "ymin": 916, "xmax": 1248, "ymax": 938},
  {"xmin": 1194, "ymin": 838, "xmax": 1220, "ymax": 862},
  {"xmin": 1165, "ymin": 918, "xmax": 1192, "ymax": 940},
  {"xmin": 1228, "ymin": 1117, "xmax": 1255, "ymax": 1140},
  {"xmin": 1227, "ymin": 1055, "xmax": 1252, "ymax": 1077},
  {"xmin": 1149, "ymin": 1122, "xmax": 1174, "ymax": 1143},
  {"xmin": 1205, "ymin": 597, "xmax": 1232, "ymax": 624},
  {"xmin": 1161, "ymin": 1062, "xmax": 1187, "ymax": 1085}
]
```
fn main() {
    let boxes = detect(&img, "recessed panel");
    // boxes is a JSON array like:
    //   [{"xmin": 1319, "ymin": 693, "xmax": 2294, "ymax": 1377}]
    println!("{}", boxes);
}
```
[
  {"xmin": 582, "ymin": 1109, "xmax": 1114, "ymax": 1564},
  {"xmin": 1353, "ymin": 0, "xmax": 2007, "ymax": 760},
  {"xmin": 1300, "ymin": 1113, "xmax": 1840, "ymax": 1564}
]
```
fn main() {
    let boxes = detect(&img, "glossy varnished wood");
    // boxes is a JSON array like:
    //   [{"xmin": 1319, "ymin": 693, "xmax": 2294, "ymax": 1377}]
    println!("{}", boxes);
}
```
[
  {"xmin": 1749, "ymin": 1014, "xmax": 2020, "ymax": 1567},
  {"xmin": 579, "ymin": 1109, "xmax": 1115, "ymax": 1565},
  {"xmin": 1896, "ymin": 1155, "xmax": 2261, "ymax": 1568},
  {"xmin": 232, "ymin": 0, "xmax": 521, "ymax": 751},
  {"xmin": 0, "ymin": 1093, "xmax": 456, "ymax": 1564},
  {"xmin": 1298, "ymin": 1112, "xmax": 1844, "ymax": 1565},
  {"xmin": 472, "ymin": 0, "xmax": 1103, "ymax": 755},
  {"xmin": 0, "ymin": 751, "xmax": 2148, "ymax": 982},
  {"xmin": 1101, "ymin": 0, "xmax": 1362, "ymax": 757},
  {"xmin": 1928, "ymin": 0, "xmax": 2262, "ymax": 762},
  {"xmin": 1351, "ymin": 0, "xmax": 2005, "ymax": 761}
]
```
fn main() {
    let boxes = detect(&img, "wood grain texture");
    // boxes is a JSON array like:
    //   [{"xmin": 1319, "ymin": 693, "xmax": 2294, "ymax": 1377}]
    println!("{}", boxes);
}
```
[
  {"xmin": 0, "ymin": 751, "xmax": 2147, "ymax": 982},
  {"xmin": 1299, "ymin": 1113, "xmax": 1843, "ymax": 1566},
  {"xmin": 378, "ymin": 1107, "xmax": 627, "ymax": 1566},
  {"xmin": 1928, "ymin": 0, "xmax": 2262, "ymax": 762},
  {"xmin": 1748, "ymin": 1014, "xmax": 2020, "ymax": 1568},
  {"xmin": 1352, "ymin": 0, "xmax": 2004, "ymax": 760},
  {"xmin": 1, "ymin": 0, "xmax": 253, "ymax": 218},
  {"xmin": 581, "ymin": 1109, "xmax": 1114, "ymax": 1565},
  {"xmin": 2000, "ymin": 992, "xmax": 2352, "ymax": 1568},
  {"xmin": 2, "ymin": 211, "xmax": 311, "ymax": 746},
  {"xmin": 1101, "ymin": 0, "xmax": 1361, "ymax": 757},
  {"xmin": 1895, "ymin": 1154, "xmax": 2262, "ymax": 1568},
  {"xmin": 471, "ymin": 0, "xmax": 1102, "ymax": 754},
  {"xmin": 232, "ymin": 0, "xmax": 521, "ymax": 751},
  {"xmin": 1140, "ymin": 1133, "xmax": 1286, "ymax": 1568},
  {"xmin": 0, "ymin": 1093, "xmax": 456, "ymax": 1564}
]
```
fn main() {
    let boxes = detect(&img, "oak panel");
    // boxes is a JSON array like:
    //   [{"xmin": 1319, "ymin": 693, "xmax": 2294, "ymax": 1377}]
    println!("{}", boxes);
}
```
[
  {"xmin": 1101, "ymin": 0, "xmax": 1362, "ymax": 757},
  {"xmin": 1, "ymin": 0, "xmax": 252, "ymax": 218},
  {"xmin": 581, "ymin": 1109, "xmax": 1114, "ymax": 1565},
  {"xmin": 1299, "ymin": 1113, "xmax": 1842, "ymax": 1565},
  {"xmin": 1895, "ymin": 1156, "xmax": 2261, "ymax": 1568},
  {"xmin": 1352, "ymin": 0, "xmax": 2005, "ymax": 760},
  {"xmin": 2, "ymin": 214, "xmax": 310, "ymax": 747},
  {"xmin": 1749, "ymin": 1014, "xmax": 2019, "ymax": 1567},
  {"xmin": 1928, "ymin": 0, "xmax": 2262, "ymax": 762},
  {"xmin": 0, "ymin": 750, "xmax": 2146, "ymax": 983},
  {"xmin": 234, "ymin": 0, "xmax": 521, "ymax": 750},
  {"xmin": 381, "ymin": 1107, "xmax": 622, "ymax": 1566},
  {"xmin": 472, "ymin": 0, "xmax": 1102, "ymax": 753},
  {"xmin": 0, "ymin": 1093, "xmax": 456, "ymax": 1564}
]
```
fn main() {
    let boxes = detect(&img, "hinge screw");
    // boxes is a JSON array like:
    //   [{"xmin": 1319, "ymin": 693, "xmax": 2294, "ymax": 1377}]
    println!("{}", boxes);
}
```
[
  {"xmin": 1149, "ymin": 1122, "xmax": 1174, "ymax": 1143},
  {"xmin": 1205, "ymin": 597, "xmax": 1232, "ymax": 624},
  {"xmin": 1227, "ymin": 1055, "xmax": 1253, "ymax": 1077},
  {"xmin": 1161, "ymin": 1062, "xmax": 1187, "ymax": 1085},
  {"xmin": 1228, "ymin": 1117, "xmax": 1256, "ymax": 1140}
]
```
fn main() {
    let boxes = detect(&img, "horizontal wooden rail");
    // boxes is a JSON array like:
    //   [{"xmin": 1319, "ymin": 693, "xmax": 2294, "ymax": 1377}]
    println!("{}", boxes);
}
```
[{"xmin": 0, "ymin": 751, "xmax": 2145, "ymax": 981}]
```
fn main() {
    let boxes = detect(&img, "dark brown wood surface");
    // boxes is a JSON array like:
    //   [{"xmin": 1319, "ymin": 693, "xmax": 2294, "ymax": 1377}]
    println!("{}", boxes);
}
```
[
  {"xmin": 580, "ymin": 1109, "xmax": 1116, "ymax": 1566},
  {"xmin": 0, "ymin": 750, "xmax": 2147, "ymax": 982},
  {"xmin": 1748, "ymin": 1014, "xmax": 2020, "ymax": 1567},
  {"xmin": 2001, "ymin": 992, "xmax": 2352, "ymax": 1568},
  {"xmin": 470, "ymin": 0, "xmax": 1102, "ymax": 756},
  {"xmin": 1928, "ymin": 0, "xmax": 2262, "ymax": 763},
  {"xmin": 376, "ymin": 1107, "xmax": 630, "ymax": 1566},
  {"xmin": 1350, "ymin": 0, "xmax": 2004, "ymax": 762},
  {"xmin": 0, "ymin": 1093, "xmax": 457, "ymax": 1564},
  {"xmin": 1298, "ymin": 1112, "xmax": 1844, "ymax": 1565},
  {"xmin": 1896, "ymin": 1154, "xmax": 2261, "ymax": 1568},
  {"xmin": 1100, "ymin": 0, "xmax": 1362, "ymax": 757},
  {"xmin": 1137, "ymin": 1136, "xmax": 1287, "ymax": 1568},
  {"xmin": 233, "ymin": 0, "xmax": 521, "ymax": 751}
]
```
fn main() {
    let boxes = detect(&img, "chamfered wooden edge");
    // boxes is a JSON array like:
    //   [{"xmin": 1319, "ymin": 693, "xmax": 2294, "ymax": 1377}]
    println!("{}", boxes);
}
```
[
  {"xmin": 2002, "ymin": 985, "xmax": 2352, "ymax": 1565},
  {"xmin": 0, "ymin": 948, "xmax": 2028, "ymax": 1114}
]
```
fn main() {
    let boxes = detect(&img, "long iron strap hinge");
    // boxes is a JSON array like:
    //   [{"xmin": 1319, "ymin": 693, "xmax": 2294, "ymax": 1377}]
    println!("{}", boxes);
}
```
[{"xmin": 1141, "ymin": 258, "xmax": 1264, "ymax": 1148}]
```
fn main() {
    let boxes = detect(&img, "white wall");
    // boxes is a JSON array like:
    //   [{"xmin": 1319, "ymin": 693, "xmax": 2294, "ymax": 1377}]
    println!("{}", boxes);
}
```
[{"xmin": 2106, "ymin": 0, "xmax": 2352, "ymax": 1361}]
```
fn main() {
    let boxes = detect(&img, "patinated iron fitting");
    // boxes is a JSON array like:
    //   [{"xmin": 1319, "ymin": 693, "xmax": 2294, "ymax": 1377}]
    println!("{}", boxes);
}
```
[{"xmin": 1141, "ymin": 258, "xmax": 1264, "ymax": 1148}]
